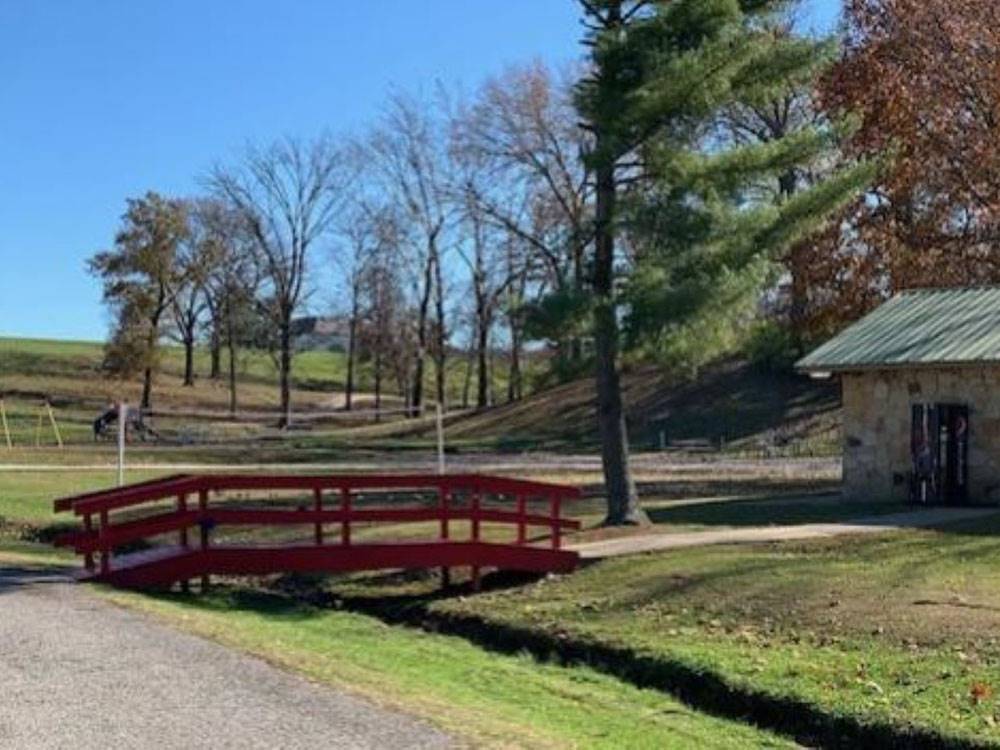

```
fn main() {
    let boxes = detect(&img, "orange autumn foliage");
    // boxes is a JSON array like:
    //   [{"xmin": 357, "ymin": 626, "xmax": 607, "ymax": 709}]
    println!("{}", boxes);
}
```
[{"xmin": 801, "ymin": 0, "xmax": 1000, "ymax": 337}]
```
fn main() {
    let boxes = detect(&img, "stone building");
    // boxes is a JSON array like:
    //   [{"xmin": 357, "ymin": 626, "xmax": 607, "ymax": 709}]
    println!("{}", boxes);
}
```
[{"xmin": 798, "ymin": 287, "xmax": 1000, "ymax": 506}]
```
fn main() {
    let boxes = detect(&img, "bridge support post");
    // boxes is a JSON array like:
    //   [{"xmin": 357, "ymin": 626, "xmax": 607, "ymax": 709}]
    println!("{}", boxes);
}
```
[
  {"xmin": 83, "ymin": 514, "xmax": 95, "ymax": 572},
  {"xmin": 439, "ymin": 487, "xmax": 450, "ymax": 589},
  {"xmin": 313, "ymin": 488, "xmax": 324, "ymax": 545},
  {"xmin": 199, "ymin": 488, "xmax": 210, "ymax": 594},
  {"xmin": 177, "ymin": 493, "xmax": 188, "ymax": 549},
  {"xmin": 99, "ymin": 509, "xmax": 110, "ymax": 576},
  {"xmin": 471, "ymin": 490, "xmax": 481, "ymax": 592}
]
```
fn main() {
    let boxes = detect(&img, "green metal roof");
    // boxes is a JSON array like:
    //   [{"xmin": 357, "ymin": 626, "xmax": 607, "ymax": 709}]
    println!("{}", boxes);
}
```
[{"xmin": 797, "ymin": 287, "xmax": 1000, "ymax": 372}]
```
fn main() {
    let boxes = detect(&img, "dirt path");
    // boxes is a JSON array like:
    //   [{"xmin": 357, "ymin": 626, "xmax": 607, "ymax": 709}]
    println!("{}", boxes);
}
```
[
  {"xmin": 571, "ymin": 507, "xmax": 1000, "ymax": 559},
  {"xmin": 0, "ymin": 567, "xmax": 451, "ymax": 750}
]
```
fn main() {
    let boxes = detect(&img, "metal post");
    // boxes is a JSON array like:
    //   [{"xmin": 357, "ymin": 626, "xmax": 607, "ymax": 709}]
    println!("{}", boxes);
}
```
[
  {"xmin": 46, "ymin": 400, "xmax": 63, "ymax": 448},
  {"xmin": 436, "ymin": 403, "xmax": 445, "ymax": 475},
  {"xmin": 0, "ymin": 397, "xmax": 11, "ymax": 449},
  {"xmin": 117, "ymin": 402, "xmax": 127, "ymax": 487}
]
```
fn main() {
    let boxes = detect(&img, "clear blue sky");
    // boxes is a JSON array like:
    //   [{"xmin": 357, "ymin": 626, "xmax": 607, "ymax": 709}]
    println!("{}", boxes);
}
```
[{"xmin": 0, "ymin": 0, "xmax": 840, "ymax": 341}]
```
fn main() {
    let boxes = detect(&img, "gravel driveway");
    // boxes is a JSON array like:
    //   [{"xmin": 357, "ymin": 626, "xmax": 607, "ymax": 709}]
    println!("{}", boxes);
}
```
[{"xmin": 0, "ymin": 567, "xmax": 452, "ymax": 749}]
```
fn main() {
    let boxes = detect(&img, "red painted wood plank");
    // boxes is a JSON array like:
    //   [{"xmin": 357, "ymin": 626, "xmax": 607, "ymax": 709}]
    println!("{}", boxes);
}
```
[
  {"xmin": 97, "ymin": 542, "xmax": 579, "ymax": 588},
  {"xmin": 199, "ymin": 507, "xmax": 580, "ymax": 529},
  {"xmin": 68, "ymin": 510, "xmax": 200, "ymax": 554},
  {"xmin": 53, "ymin": 473, "xmax": 193, "ymax": 513},
  {"xmin": 68, "ymin": 476, "xmax": 204, "ymax": 516}
]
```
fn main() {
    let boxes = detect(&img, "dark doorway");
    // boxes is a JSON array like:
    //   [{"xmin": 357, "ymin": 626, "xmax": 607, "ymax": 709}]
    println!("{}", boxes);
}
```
[{"xmin": 910, "ymin": 403, "xmax": 969, "ymax": 505}]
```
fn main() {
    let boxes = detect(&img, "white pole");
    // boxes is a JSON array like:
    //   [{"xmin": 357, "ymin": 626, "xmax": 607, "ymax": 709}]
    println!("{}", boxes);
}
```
[
  {"xmin": 436, "ymin": 402, "xmax": 445, "ymax": 475},
  {"xmin": 117, "ymin": 402, "xmax": 127, "ymax": 487}
]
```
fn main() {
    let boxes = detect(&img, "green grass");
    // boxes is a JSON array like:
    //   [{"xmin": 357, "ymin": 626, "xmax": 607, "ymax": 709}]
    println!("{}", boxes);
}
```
[
  {"xmin": 0, "ymin": 469, "xmax": 169, "ymax": 524},
  {"xmin": 417, "ymin": 516, "xmax": 1000, "ymax": 746},
  {"xmin": 97, "ymin": 586, "xmax": 794, "ymax": 749}
]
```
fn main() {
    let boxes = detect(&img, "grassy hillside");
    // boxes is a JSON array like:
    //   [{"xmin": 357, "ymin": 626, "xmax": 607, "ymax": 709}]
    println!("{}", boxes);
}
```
[
  {"xmin": 0, "ymin": 337, "xmax": 839, "ymax": 456},
  {"xmin": 441, "ymin": 359, "xmax": 841, "ymax": 455},
  {"xmin": 0, "ymin": 336, "xmax": 515, "ymax": 447}
]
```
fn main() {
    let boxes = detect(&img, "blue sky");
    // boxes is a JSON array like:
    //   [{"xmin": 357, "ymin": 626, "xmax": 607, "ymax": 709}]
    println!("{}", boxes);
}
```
[{"xmin": 0, "ymin": 0, "xmax": 840, "ymax": 341}]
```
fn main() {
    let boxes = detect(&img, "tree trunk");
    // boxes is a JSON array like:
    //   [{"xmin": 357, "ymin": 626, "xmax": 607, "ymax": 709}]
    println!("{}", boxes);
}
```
[
  {"xmin": 228, "ymin": 338, "xmax": 238, "ymax": 416},
  {"xmin": 508, "ymin": 318, "xmax": 522, "ymax": 403},
  {"xmin": 433, "ymin": 254, "xmax": 447, "ymax": 412},
  {"xmin": 141, "ymin": 367, "xmax": 154, "ymax": 411},
  {"xmin": 210, "ymin": 328, "xmax": 222, "ymax": 380},
  {"xmin": 476, "ymin": 311, "xmax": 490, "ymax": 409},
  {"xmin": 374, "ymin": 344, "xmax": 383, "ymax": 423},
  {"xmin": 183, "ymin": 336, "xmax": 195, "ymax": 387},
  {"xmin": 411, "ymin": 251, "xmax": 435, "ymax": 418},
  {"xmin": 141, "ymin": 301, "xmax": 163, "ymax": 411},
  {"xmin": 345, "ymin": 305, "xmax": 358, "ymax": 412},
  {"xmin": 461, "ymin": 349, "xmax": 473, "ymax": 409},
  {"xmin": 593, "ymin": 154, "xmax": 642, "ymax": 525},
  {"xmin": 278, "ymin": 318, "xmax": 292, "ymax": 428}
]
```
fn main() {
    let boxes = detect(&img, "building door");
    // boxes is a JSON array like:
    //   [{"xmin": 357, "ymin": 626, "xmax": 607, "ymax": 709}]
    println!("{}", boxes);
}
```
[
  {"xmin": 910, "ymin": 403, "xmax": 969, "ymax": 505},
  {"xmin": 938, "ymin": 404, "xmax": 969, "ymax": 505}
]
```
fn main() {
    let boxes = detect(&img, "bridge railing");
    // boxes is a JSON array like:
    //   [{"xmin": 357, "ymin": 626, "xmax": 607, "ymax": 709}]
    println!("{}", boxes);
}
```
[{"xmin": 54, "ymin": 473, "xmax": 583, "ymax": 587}]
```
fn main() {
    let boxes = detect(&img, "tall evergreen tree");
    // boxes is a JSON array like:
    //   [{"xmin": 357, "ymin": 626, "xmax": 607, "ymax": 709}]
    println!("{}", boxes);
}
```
[{"xmin": 575, "ymin": 0, "xmax": 874, "ymax": 525}]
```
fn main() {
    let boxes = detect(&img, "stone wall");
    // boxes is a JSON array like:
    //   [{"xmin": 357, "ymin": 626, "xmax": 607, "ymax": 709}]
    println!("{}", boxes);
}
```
[{"xmin": 841, "ymin": 366, "xmax": 1000, "ymax": 503}]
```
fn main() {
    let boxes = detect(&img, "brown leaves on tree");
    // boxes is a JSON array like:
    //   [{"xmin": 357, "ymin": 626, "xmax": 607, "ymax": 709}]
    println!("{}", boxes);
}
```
[{"xmin": 801, "ymin": 0, "xmax": 1000, "ymax": 336}]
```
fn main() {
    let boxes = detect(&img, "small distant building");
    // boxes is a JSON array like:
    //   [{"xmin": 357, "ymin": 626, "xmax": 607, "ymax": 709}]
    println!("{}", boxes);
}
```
[
  {"xmin": 797, "ymin": 287, "xmax": 1000, "ymax": 506},
  {"xmin": 291, "ymin": 316, "xmax": 350, "ymax": 352}
]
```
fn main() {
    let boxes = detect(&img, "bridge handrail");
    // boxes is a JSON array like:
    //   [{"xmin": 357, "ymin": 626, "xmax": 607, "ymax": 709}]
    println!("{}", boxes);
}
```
[
  {"xmin": 55, "ymin": 473, "xmax": 581, "ymax": 517},
  {"xmin": 54, "ymin": 473, "xmax": 583, "ymax": 585}
]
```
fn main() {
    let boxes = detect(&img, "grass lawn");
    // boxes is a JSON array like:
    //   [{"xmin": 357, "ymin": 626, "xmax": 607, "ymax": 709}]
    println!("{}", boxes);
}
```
[
  {"xmin": 412, "ymin": 516, "xmax": 1000, "ymax": 747},
  {"xmin": 96, "ymin": 586, "xmax": 794, "ymax": 749}
]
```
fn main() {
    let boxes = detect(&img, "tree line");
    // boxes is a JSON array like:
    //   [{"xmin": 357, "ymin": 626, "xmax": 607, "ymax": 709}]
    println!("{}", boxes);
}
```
[{"xmin": 89, "ymin": 0, "xmax": 984, "ymax": 524}]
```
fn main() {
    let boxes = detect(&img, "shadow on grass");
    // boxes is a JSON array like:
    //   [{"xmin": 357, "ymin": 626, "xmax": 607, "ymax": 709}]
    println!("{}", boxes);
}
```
[
  {"xmin": 213, "ymin": 568, "xmax": 991, "ymax": 750},
  {"xmin": 644, "ymin": 495, "xmax": 908, "ymax": 528}
]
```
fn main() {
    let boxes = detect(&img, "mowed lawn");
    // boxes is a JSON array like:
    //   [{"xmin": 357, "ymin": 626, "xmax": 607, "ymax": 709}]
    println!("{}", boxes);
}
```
[{"xmin": 423, "ymin": 516, "xmax": 1000, "ymax": 746}]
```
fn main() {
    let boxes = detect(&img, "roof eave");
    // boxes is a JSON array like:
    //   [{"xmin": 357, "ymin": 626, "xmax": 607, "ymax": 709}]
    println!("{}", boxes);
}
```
[{"xmin": 796, "ymin": 358, "xmax": 1000, "ymax": 374}]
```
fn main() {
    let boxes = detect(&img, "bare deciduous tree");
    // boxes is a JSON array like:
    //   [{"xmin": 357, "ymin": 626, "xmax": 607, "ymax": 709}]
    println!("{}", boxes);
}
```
[
  {"xmin": 210, "ymin": 136, "xmax": 349, "ymax": 426},
  {"xmin": 367, "ymin": 94, "xmax": 452, "ymax": 415}
]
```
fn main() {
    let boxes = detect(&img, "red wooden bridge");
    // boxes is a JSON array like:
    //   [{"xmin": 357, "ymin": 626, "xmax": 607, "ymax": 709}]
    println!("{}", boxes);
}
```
[{"xmin": 53, "ymin": 473, "xmax": 583, "ymax": 590}]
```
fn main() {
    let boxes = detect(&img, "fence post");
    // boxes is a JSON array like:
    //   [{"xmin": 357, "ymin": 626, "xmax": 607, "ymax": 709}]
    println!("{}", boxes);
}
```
[
  {"xmin": 117, "ymin": 402, "xmax": 127, "ymax": 487},
  {"xmin": 436, "ymin": 403, "xmax": 445, "ymax": 475}
]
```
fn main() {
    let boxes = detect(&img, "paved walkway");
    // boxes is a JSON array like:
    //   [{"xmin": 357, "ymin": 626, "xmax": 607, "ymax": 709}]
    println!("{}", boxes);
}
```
[
  {"xmin": 0, "ymin": 567, "xmax": 451, "ymax": 750},
  {"xmin": 571, "ymin": 507, "xmax": 1000, "ymax": 559}
]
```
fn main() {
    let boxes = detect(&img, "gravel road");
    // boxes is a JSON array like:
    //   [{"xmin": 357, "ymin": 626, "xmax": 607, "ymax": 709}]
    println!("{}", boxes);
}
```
[{"xmin": 0, "ymin": 567, "xmax": 452, "ymax": 750}]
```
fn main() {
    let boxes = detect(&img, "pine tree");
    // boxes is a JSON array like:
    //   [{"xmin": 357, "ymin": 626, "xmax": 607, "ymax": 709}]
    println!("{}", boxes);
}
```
[{"xmin": 575, "ymin": 0, "xmax": 874, "ymax": 525}]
